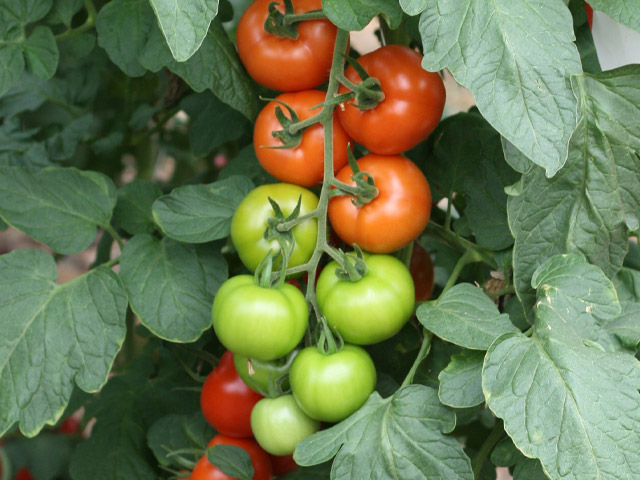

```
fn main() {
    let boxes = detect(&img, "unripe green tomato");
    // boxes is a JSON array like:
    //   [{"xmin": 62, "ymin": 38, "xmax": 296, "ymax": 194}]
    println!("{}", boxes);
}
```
[
  {"xmin": 231, "ymin": 183, "xmax": 319, "ymax": 272},
  {"xmin": 316, "ymin": 253, "xmax": 415, "ymax": 344},
  {"xmin": 289, "ymin": 345, "xmax": 376, "ymax": 423},
  {"xmin": 250, "ymin": 395, "xmax": 320, "ymax": 456},
  {"xmin": 212, "ymin": 275, "xmax": 308, "ymax": 361},
  {"xmin": 233, "ymin": 353, "xmax": 293, "ymax": 394}
]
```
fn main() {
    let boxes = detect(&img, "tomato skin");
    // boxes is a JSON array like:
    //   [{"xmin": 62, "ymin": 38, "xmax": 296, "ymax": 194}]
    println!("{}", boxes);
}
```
[
  {"xmin": 231, "ymin": 183, "xmax": 319, "ymax": 272},
  {"xmin": 409, "ymin": 242, "xmax": 435, "ymax": 302},
  {"xmin": 200, "ymin": 351, "xmax": 264, "ymax": 437},
  {"xmin": 254, "ymin": 90, "xmax": 351, "ymax": 187},
  {"xmin": 191, "ymin": 435, "xmax": 272, "ymax": 480},
  {"xmin": 14, "ymin": 468, "xmax": 35, "ymax": 480},
  {"xmin": 269, "ymin": 454, "xmax": 298, "ymax": 475},
  {"xmin": 289, "ymin": 345, "xmax": 376, "ymax": 422},
  {"xmin": 338, "ymin": 45, "xmax": 445, "ymax": 154},
  {"xmin": 251, "ymin": 395, "xmax": 320, "ymax": 455},
  {"xmin": 212, "ymin": 276, "xmax": 308, "ymax": 361},
  {"xmin": 316, "ymin": 253, "xmax": 415, "ymax": 345},
  {"xmin": 236, "ymin": 0, "xmax": 337, "ymax": 91},
  {"xmin": 328, "ymin": 154, "xmax": 431, "ymax": 253},
  {"xmin": 233, "ymin": 354, "xmax": 273, "ymax": 394}
]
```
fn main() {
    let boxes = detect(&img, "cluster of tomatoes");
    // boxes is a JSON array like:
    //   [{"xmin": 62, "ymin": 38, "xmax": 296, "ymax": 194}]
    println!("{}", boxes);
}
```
[{"xmin": 192, "ymin": 0, "xmax": 443, "ymax": 478}]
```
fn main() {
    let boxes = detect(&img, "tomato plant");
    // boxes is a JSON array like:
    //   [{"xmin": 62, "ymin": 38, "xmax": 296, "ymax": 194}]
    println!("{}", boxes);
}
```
[
  {"xmin": 236, "ymin": 0, "xmax": 338, "ymax": 91},
  {"xmin": 212, "ymin": 276, "xmax": 308, "ymax": 361},
  {"xmin": 253, "ymin": 90, "xmax": 351, "ymax": 187},
  {"xmin": 329, "ymin": 154, "xmax": 432, "ymax": 253},
  {"xmin": 191, "ymin": 435, "xmax": 272, "ymax": 480},
  {"xmin": 316, "ymin": 253, "xmax": 415, "ymax": 344},
  {"xmin": 250, "ymin": 395, "xmax": 320, "ymax": 455},
  {"xmin": 200, "ymin": 351, "xmax": 263, "ymax": 437},
  {"xmin": 289, "ymin": 345, "xmax": 377, "ymax": 422},
  {"xmin": 231, "ymin": 183, "xmax": 319, "ymax": 272},
  {"xmin": 337, "ymin": 45, "xmax": 446, "ymax": 155},
  {"xmin": 1, "ymin": 1, "xmax": 639, "ymax": 480}
]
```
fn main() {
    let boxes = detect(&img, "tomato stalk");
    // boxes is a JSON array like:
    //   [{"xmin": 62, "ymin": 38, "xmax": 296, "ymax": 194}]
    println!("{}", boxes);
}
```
[
  {"xmin": 471, "ymin": 421, "xmax": 504, "ymax": 479},
  {"xmin": 400, "ymin": 330, "xmax": 432, "ymax": 388},
  {"xmin": 54, "ymin": 0, "xmax": 97, "ymax": 41},
  {"xmin": 425, "ymin": 222, "xmax": 496, "ymax": 269},
  {"xmin": 264, "ymin": 0, "xmax": 325, "ymax": 39}
]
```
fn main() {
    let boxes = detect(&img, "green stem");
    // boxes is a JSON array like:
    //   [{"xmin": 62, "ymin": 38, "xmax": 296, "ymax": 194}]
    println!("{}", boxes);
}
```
[
  {"xmin": 400, "ymin": 330, "xmax": 432, "ymax": 388},
  {"xmin": 276, "ymin": 209, "xmax": 319, "ymax": 232},
  {"xmin": 54, "ymin": 0, "xmax": 97, "ymax": 41},
  {"xmin": 471, "ymin": 421, "xmax": 504, "ymax": 479},
  {"xmin": 441, "ymin": 250, "xmax": 478, "ymax": 295},
  {"xmin": 444, "ymin": 197, "xmax": 453, "ymax": 231},
  {"xmin": 425, "ymin": 221, "xmax": 496, "ymax": 269},
  {"xmin": 103, "ymin": 225, "xmax": 125, "ymax": 250},
  {"xmin": 103, "ymin": 256, "xmax": 120, "ymax": 269},
  {"xmin": 283, "ymin": 9, "xmax": 326, "ymax": 25},
  {"xmin": 486, "ymin": 284, "xmax": 515, "ymax": 298},
  {"xmin": 288, "ymin": 112, "xmax": 324, "ymax": 135}
]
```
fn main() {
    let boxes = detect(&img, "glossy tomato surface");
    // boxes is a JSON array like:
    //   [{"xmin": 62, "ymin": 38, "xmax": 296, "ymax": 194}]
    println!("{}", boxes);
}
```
[
  {"xmin": 410, "ymin": 242, "xmax": 435, "ymax": 302},
  {"xmin": 289, "ymin": 345, "xmax": 376, "ymax": 422},
  {"xmin": 191, "ymin": 435, "xmax": 272, "ymax": 480},
  {"xmin": 200, "ymin": 351, "xmax": 263, "ymax": 437},
  {"xmin": 251, "ymin": 395, "xmax": 320, "ymax": 455},
  {"xmin": 316, "ymin": 253, "xmax": 414, "ymax": 345},
  {"xmin": 231, "ymin": 183, "xmax": 319, "ymax": 272},
  {"xmin": 328, "ymin": 154, "xmax": 431, "ymax": 253},
  {"xmin": 236, "ymin": 0, "xmax": 337, "ymax": 91},
  {"xmin": 338, "ymin": 45, "xmax": 445, "ymax": 154},
  {"xmin": 212, "ymin": 276, "xmax": 308, "ymax": 361},
  {"xmin": 254, "ymin": 90, "xmax": 350, "ymax": 187}
]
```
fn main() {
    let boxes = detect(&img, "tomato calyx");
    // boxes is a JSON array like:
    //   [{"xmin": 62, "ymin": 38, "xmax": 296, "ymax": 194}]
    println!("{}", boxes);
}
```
[
  {"xmin": 241, "ymin": 349, "xmax": 299, "ymax": 397},
  {"xmin": 316, "ymin": 316, "xmax": 344, "ymax": 355},
  {"xmin": 264, "ymin": 0, "xmax": 325, "ymax": 39},
  {"xmin": 259, "ymin": 96, "xmax": 322, "ymax": 150},
  {"xmin": 330, "ymin": 151, "xmax": 378, "ymax": 207},
  {"xmin": 333, "ymin": 55, "xmax": 386, "ymax": 111}
]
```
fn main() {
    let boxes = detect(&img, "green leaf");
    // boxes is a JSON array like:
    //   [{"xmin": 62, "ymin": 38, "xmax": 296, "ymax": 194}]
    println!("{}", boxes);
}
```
[
  {"xmin": 208, "ymin": 445, "xmax": 253, "ymax": 480},
  {"xmin": 149, "ymin": 0, "xmax": 219, "ymax": 62},
  {"xmin": 400, "ymin": 0, "xmax": 428, "ymax": 16},
  {"xmin": 152, "ymin": 175, "xmax": 253, "ymax": 243},
  {"xmin": 0, "ymin": 167, "xmax": 117, "ymax": 254},
  {"xmin": 0, "ymin": 249, "xmax": 127, "ymax": 437},
  {"xmin": 491, "ymin": 438, "xmax": 548, "ymax": 480},
  {"xmin": 2, "ymin": 0, "xmax": 53, "ymax": 25},
  {"xmin": 45, "ymin": 0, "xmax": 83, "ymax": 27},
  {"xmin": 588, "ymin": 0, "xmax": 640, "ymax": 34},
  {"xmin": 113, "ymin": 180, "xmax": 163, "ymax": 235},
  {"xmin": 612, "ymin": 269, "xmax": 640, "ymax": 350},
  {"xmin": 119, "ymin": 234, "xmax": 228, "ymax": 342},
  {"xmin": 438, "ymin": 350, "xmax": 485, "ymax": 408},
  {"xmin": 128, "ymin": 104, "xmax": 160, "ymax": 130},
  {"xmin": 419, "ymin": 0, "xmax": 582, "ymax": 176},
  {"xmin": 483, "ymin": 254, "xmax": 640, "ymax": 480},
  {"xmin": 421, "ymin": 112, "xmax": 495, "ymax": 203},
  {"xmin": 0, "ymin": 45, "xmax": 25, "ymax": 97},
  {"xmin": 147, "ymin": 412, "xmax": 213, "ymax": 467},
  {"xmin": 321, "ymin": 0, "xmax": 403, "ymax": 31},
  {"xmin": 44, "ymin": 113, "xmax": 93, "ymax": 161},
  {"xmin": 509, "ymin": 66, "xmax": 640, "ymax": 318},
  {"xmin": 21, "ymin": 26, "xmax": 58, "ymax": 80},
  {"xmin": 95, "ymin": 0, "xmax": 155, "ymax": 77},
  {"xmin": 140, "ymin": 20, "xmax": 257, "ymax": 120},
  {"xmin": 417, "ymin": 283, "xmax": 518, "ymax": 350},
  {"xmin": 0, "ymin": 119, "xmax": 51, "ymax": 171},
  {"xmin": 294, "ymin": 385, "xmax": 473, "ymax": 479},
  {"xmin": 70, "ymin": 350, "xmax": 200, "ymax": 480},
  {"xmin": 181, "ymin": 91, "xmax": 250, "ymax": 157},
  {"xmin": 0, "ymin": 73, "xmax": 48, "ymax": 118}
]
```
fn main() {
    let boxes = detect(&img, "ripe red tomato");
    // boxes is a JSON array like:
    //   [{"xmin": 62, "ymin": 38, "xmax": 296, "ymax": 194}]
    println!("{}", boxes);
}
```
[
  {"xmin": 409, "ymin": 242, "xmax": 435, "ymax": 301},
  {"xmin": 269, "ymin": 454, "xmax": 298, "ymax": 475},
  {"xmin": 337, "ymin": 45, "xmax": 446, "ymax": 154},
  {"xmin": 328, "ymin": 154, "xmax": 432, "ymax": 253},
  {"xmin": 14, "ymin": 468, "xmax": 35, "ymax": 480},
  {"xmin": 585, "ymin": 2, "xmax": 593, "ymax": 29},
  {"xmin": 58, "ymin": 416, "xmax": 81, "ymax": 435},
  {"xmin": 236, "ymin": 0, "xmax": 338, "ymax": 92},
  {"xmin": 191, "ymin": 435, "xmax": 272, "ymax": 480},
  {"xmin": 200, "ymin": 351, "xmax": 263, "ymax": 437},
  {"xmin": 254, "ymin": 90, "xmax": 351, "ymax": 187}
]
